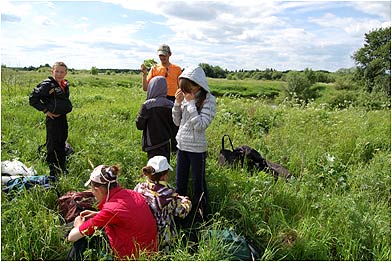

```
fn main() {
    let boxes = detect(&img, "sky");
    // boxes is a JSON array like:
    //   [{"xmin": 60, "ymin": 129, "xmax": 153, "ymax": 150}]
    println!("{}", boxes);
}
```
[{"xmin": 1, "ymin": 0, "xmax": 391, "ymax": 72}]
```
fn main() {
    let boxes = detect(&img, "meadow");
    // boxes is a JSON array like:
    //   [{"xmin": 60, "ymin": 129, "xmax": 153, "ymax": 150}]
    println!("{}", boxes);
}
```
[{"xmin": 1, "ymin": 68, "xmax": 390, "ymax": 261}]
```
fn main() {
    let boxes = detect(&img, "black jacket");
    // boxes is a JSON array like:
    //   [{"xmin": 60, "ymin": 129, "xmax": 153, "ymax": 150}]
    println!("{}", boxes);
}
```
[
  {"xmin": 136, "ymin": 106, "xmax": 173, "ymax": 151},
  {"xmin": 29, "ymin": 76, "xmax": 72, "ymax": 115},
  {"xmin": 135, "ymin": 76, "xmax": 173, "ymax": 152}
]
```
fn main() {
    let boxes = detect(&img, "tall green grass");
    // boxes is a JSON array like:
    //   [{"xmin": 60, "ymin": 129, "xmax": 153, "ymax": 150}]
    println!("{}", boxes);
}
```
[{"xmin": 1, "ymin": 69, "xmax": 390, "ymax": 260}]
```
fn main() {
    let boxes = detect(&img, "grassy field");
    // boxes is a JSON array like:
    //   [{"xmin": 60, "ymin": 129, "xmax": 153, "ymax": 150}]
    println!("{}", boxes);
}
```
[{"xmin": 1, "ymin": 68, "xmax": 391, "ymax": 260}]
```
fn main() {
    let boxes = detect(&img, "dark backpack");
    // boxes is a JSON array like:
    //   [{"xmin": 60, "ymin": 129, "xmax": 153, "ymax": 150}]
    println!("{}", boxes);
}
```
[
  {"xmin": 218, "ymin": 135, "xmax": 291, "ymax": 181},
  {"xmin": 38, "ymin": 141, "xmax": 74, "ymax": 160},
  {"xmin": 218, "ymin": 135, "xmax": 243, "ymax": 167}
]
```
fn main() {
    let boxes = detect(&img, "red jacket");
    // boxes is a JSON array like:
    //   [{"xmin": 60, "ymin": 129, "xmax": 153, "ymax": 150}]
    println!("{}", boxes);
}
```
[{"xmin": 79, "ymin": 187, "xmax": 158, "ymax": 259}]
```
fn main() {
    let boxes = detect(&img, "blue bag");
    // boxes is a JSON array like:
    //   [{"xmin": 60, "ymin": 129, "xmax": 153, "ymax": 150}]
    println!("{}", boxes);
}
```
[{"xmin": 2, "ymin": 175, "xmax": 56, "ymax": 194}]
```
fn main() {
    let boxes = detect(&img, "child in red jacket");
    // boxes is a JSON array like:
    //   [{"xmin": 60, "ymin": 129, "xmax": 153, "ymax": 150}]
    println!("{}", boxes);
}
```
[{"xmin": 67, "ymin": 165, "xmax": 158, "ymax": 260}]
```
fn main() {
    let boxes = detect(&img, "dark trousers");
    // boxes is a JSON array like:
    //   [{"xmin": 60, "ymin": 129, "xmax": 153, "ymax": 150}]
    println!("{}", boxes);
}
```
[
  {"xmin": 67, "ymin": 232, "xmax": 110, "ymax": 260},
  {"xmin": 175, "ymin": 150, "xmax": 207, "ymax": 222},
  {"xmin": 147, "ymin": 142, "xmax": 171, "ymax": 162},
  {"xmin": 46, "ymin": 114, "xmax": 68, "ymax": 177},
  {"xmin": 170, "ymin": 124, "xmax": 179, "ymax": 152},
  {"xmin": 167, "ymin": 95, "xmax": 178, "ymax": 152}
]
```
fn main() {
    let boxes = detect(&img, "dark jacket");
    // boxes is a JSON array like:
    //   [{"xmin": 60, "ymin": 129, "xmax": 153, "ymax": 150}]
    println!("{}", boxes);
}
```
[
  {"xmin": 136, "ymin": 76, "xmax": 173, "ymax": 152},
  {"xmin": 29, "ymin": 76, "xmax": 72, "ymax": 115}
]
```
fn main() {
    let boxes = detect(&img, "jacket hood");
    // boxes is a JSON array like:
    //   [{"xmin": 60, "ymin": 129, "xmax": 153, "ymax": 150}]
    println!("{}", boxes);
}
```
[
  {"xmin": 147, "ymin": 76, "xmax": 167, "ymax": 99},
  {"xmin": 144, "ymin": 76, "xmax": 173, "ymax": 109},
  {"xmin": 179, "ymin": 66, "xmax": 210, "ymax": 93}
]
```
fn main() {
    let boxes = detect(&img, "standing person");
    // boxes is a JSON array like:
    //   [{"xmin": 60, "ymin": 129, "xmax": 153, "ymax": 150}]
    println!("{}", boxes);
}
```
[
  {"xmin": 67, "ymin": 164, "xmax": 158, "ymax": 260},
  {"xmin": 172, "ymin": 65, "xmax": 216, "ymax": 224},
  {"xmin": 135, "ymin": 76, "xmax": 173, "ymax": 162},
  {"xmin": 141, "ymin": 44, "xmax": 182, "ymax": 152},
  {"xmin": 141, "ymin": 44, "xmax": 182, "ymax": 101},
  {"xmin": 29, "ymin": 62, "xmax": 72, "ymax": 178},
  {"xmin": 134, "ymin": 155, "xmax": 192, "ymax": 252}
]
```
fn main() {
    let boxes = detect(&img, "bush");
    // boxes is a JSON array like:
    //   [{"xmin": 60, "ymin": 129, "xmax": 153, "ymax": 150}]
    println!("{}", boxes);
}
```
[
  {"xmin": 334, "ymin": 75, "xmax": 358, "ymax": 90},
  {"xmin": 284, "ymin": 71, "xmax": 320, "ymax": 102}
]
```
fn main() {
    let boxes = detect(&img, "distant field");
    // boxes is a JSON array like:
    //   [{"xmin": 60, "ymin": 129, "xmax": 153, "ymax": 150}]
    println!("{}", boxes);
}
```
[{"xmin": 208, "ymin": 78, "xmax": 285, "ymax": 98}]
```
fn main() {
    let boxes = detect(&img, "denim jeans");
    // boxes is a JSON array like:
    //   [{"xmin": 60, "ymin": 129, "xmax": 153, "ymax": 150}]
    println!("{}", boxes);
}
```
[{"xmin": 175, "ymin": 150, "xmax": 207, "ymax": 220}]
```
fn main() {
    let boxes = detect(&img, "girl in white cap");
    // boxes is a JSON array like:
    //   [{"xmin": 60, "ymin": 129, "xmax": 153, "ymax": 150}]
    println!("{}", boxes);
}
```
[
  {"xmin": 134, "ymin": 155, "xmax": 192, "ymax": 252},
  {"xmin": 67, "ymin": 165, "xmax": 158, "ymax": 260},
  {"xmin": 172, "ymin": 65, "xmax": 216, "ymax": 225}
]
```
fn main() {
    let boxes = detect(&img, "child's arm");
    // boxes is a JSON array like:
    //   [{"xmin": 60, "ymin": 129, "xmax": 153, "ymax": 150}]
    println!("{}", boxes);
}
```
[
  {"xmin": 188, "ymin": 95, "xmax": 217, "ymax": 130},
  {"xmin": 135, "ymin": 105, "xmax": 148, "ymax": 130},
  {"xmin": 29, "ymin": 81, "xmax": 51, "ymax": 112},
  {"xmin": 172, "ymin": 89, "xmax": 184, "ymax": 126},
  {"xmin": 173, "ymin": 194, "xmax": 192, "ymax": 218}
]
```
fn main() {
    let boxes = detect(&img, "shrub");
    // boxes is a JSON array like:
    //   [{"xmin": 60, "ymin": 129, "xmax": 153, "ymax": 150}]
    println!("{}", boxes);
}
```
[{"xmin": 284, "ymin": 71, "xmax": 320, "ymax": 102}]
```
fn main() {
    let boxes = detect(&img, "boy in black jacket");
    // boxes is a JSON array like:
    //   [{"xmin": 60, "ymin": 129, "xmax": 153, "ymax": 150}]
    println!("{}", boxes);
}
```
[
  {"xmin": 135, "ymin": 76, "xmax": 174, "ymax": 162},
  {"xmin": 29, "ymin": 62, "xmax": 73, "ymax": 177}
]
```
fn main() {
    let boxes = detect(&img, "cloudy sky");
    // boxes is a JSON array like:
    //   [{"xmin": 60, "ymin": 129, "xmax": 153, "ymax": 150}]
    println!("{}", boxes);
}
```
[{"xmin": 1, "ymin": 0, "xmax": 390, "ymax": 71}]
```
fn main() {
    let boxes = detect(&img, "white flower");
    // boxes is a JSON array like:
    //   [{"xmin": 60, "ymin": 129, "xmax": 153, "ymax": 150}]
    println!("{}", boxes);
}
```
[{"xmin": 326, "ymin": 153, "xmax": 335, "ymax": 162}]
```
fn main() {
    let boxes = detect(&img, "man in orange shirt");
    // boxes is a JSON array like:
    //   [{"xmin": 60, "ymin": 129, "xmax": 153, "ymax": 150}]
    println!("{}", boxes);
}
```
[
  {"xmin": 141, "ymin": 44, "xmax": 182, "ymax": 102},
  {"xmin": 140, "ymin": 44, "xmax": 182, "ymax": 152}
]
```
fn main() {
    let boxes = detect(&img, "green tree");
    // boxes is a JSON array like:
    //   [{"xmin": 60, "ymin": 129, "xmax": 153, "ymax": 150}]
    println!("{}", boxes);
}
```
[
  {"xmin": 352, "ymin": 27, "xmax": 391, "ymax": 95},
  {"xmin": 199, "ymin": 63, "xmax": 227, "ymax": 78},
  {"xmin": 91, "ymin": 66, "xmax": 98, "ymax": 75}
]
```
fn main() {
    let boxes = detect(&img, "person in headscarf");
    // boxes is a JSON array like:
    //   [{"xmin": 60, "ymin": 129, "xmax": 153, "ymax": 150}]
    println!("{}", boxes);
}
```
[{"xmin": 136, "ymin": 76, "xmax": 174, "ymax": 162}]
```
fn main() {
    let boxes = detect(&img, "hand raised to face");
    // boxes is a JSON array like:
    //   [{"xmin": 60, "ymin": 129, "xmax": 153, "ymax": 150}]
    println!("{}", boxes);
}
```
[{"xmin": 175, "ymin": 89, "xmax": 184, "ymax": 104}]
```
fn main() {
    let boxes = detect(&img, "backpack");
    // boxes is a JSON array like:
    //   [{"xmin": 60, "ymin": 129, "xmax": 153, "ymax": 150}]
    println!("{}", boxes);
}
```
[
  {"xmin": 218, "ymin": 135, "xmax": 244, "ymax": 167},
  {"xmin": 208, "ymin": 229, "xmax": 261, "ymax": 261},
  {"xmin": 38, "ymin": 141, "xmax": 74, "ymax": 160},
  {"xmin": 218, "ymin": 135, "xmax": 291, "ymax": 181},
  {"xmin": 58, "ymin": 191, "xmax": 97, "ymax": 223}
]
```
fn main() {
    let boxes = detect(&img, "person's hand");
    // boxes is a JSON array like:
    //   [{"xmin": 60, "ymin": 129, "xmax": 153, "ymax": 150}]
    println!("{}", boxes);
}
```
[
  {"xmin": 46, "ymin": 111, "xmax": 60, "ymax": 119},
  {"xmin": 79, "ymin": 210, "xmax": 98, "ymax": 221},
  {"xmin": 73, "ymin": 216, "xmax": 84, "ymax": 227},
  {"xmin": 184, "ymin": 92, "xmax": 195, "ymax": 102},
  {"xmin": 175, "ymin": 89, "xmax": 184, "ymax": 104},
  {"xmin": 140, "ymin": 64, "xmax": 148, "ymax": 75}
]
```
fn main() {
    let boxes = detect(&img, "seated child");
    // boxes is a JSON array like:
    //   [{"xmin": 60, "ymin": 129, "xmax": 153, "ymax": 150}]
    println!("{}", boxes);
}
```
[
  {"xmin": 67, "ymin": 164, "xmax": 158, "ymax": 260},
  {"xmin": 134, "ymin": 156, "xmax": 192, "ymax": 252}
]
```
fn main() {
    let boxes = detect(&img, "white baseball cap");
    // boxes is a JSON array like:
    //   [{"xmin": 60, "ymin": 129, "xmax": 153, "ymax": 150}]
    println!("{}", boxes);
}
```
[{"xmin": 147, "ymin": 156, "xmax": 173, "ymax": 173}]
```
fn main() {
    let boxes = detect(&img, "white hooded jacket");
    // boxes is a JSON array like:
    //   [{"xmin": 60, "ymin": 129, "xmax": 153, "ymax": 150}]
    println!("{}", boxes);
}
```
[{"xmin": 172, "ymin": 66, "xmax": 216, "ymax": 152}]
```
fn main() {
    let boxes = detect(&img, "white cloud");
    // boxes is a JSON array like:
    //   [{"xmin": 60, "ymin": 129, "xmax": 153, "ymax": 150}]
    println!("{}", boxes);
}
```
[
  {"xmin": 1, "ymin": 0, "xmax": 32, "ymax": 23},
  {"xmin": 309, "ymin": 13, "xmax": 388, "ymax": 37},
  {"xmin": 33, "ymin": 15, "xmax": 55, "ymax": 26},
  {"xmin": 351, "ymin": 1, "xmax": 391, "ymax": 20}
]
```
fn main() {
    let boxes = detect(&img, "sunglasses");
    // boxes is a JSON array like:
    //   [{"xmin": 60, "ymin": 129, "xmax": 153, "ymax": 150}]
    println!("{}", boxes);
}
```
[{"xmin": 165, "ymin": 67, "xmax": 169, "ymax": 77}]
